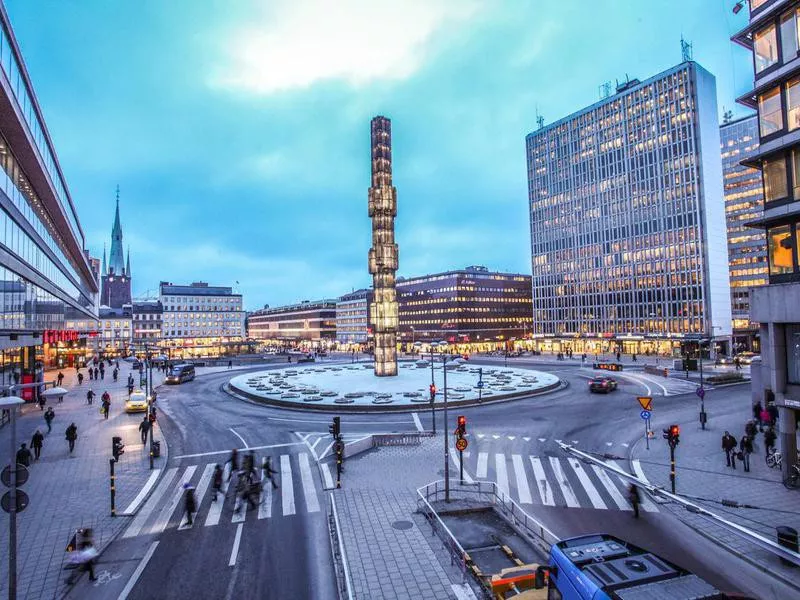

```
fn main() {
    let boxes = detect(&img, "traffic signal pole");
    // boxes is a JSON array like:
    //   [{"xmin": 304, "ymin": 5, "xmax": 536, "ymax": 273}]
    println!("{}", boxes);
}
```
[
  {"xmin": 670, "ymin": 445, "xmax": 676, "ymax": 494},
  {"xmin": 443, "ymin": 355, "xmax": 450, "ymax": 503},
  {"xmin": 430, "ymin": 349, "xmax": 436, "ymax": 435}
]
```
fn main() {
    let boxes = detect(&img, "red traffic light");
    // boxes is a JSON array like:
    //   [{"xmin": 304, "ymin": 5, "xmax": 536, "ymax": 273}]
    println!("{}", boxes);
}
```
[
  {"xmin": 670, "ymin": 425, "xmax": 680, "ymax": 437},
  {"xmin": 457, "ymin": 415, "xmax": 466, "ymax": 428}
]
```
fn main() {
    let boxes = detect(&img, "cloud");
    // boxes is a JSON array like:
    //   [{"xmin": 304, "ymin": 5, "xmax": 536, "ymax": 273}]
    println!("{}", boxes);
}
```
[{"xmin": 210, "ymin": 0, "xmax": 483, "ymax": 94}]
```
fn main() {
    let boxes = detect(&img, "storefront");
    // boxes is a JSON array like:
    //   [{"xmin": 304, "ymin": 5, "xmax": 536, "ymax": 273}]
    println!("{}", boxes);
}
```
[{"xmin": 41, "ymin": 329, "xmax": 93, "ymax": 368}]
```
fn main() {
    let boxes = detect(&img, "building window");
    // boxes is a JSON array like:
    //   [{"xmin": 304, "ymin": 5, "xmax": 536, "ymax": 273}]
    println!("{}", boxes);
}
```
[
  {"xmin": 788, "ymin": 78, "xmax": 800, "ymax": 131},
  {"xmin": 792, "ymin": 150, "xmax": 800, "ymax": 198},
  {"xmin": 755, "ymin": 24, "xmax": 779, "ymax": 72},
  {"xmin": 759, "ymin": 87, "xmax": 783, "ymax": 136},
  {"xmin": 768, "ymin": 224, "xmax": 794, "ymax": 275},
  {"xmin": 764, "ymin": 156, "xmax": 788, "ymax": 202},
  {"xmin": 786, "ymin": 324, "xmax": 800, "ymax": 384},
  {"xmin": 782, "ymin": 10, "xmax": 800, "ymax": 62}
]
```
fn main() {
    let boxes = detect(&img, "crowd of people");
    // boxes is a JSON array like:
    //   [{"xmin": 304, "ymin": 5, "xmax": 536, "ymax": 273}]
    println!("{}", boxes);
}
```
[{"xmin": 721, "ymin": 400, "xmax": 780, "ymax": 472}]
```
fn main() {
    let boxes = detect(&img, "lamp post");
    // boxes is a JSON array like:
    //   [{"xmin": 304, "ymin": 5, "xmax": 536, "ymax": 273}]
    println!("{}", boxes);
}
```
[
  {"xmin": 442, "ymin": 352, "xmax": 451, "ymax": 503},
  {"xmin": 1, "ymin": 394, "xmax": 25, "ymax": 600},
  {"xmin": 430, "ymin": 342, "xmax": 438, "ymax": 435}
]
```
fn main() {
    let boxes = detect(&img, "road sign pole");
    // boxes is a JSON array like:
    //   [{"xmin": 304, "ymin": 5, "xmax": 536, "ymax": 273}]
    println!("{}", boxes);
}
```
[
  {"xmin": 9, "ymin": 401, "xmax": 18, "ymax": 600},
  {"xmin": 670, "ymin": 444, "xmax": 676, "ymax": 494},
  {"xmin": 645, "ymin": 418, "xmax": 650, "ymax": 451}
]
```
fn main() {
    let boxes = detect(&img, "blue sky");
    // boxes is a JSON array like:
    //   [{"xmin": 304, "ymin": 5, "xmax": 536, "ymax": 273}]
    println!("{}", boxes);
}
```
[{"xmin": 6, "ymin": 0, "xmax": 754, "ymax": 310}]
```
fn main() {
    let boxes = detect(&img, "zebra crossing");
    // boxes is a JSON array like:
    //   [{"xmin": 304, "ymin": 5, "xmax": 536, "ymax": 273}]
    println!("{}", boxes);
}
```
[
  {"xmin": 122, "ymin": 452, "xmax": 322, "ymax": 539},
  {"xmin": 466, "ymin": 452, "xmax": 658, "ymax": 513}
]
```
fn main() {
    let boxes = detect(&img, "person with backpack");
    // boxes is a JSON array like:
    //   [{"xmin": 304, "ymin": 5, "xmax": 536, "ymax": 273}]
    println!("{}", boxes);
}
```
[
  {"xmin": 44, "ymin": 407, "xmax": 55, "ymax": 434},
  {"xmin": 65, "ymin": 423, "xmax": 78, "ymax": 454}
]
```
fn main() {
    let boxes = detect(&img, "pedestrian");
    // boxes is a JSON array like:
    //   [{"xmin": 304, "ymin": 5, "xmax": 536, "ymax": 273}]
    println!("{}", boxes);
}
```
[
  {"xmin": 632, "ymin": 353, "xmax": 637, "ymax": 362},
  {"xmin": 88, "ymin": 368, "xmax": 94, "ymax": 381},
  {"xmin": 95, "ymin": 367, "xmax": 100, "ymax": 380},
  {"xmin": 764, "ymin": 426, "xmax": 777, "ymax": 456},
  {"xmin": 745, "ymin": 419, "xmax": 758, "ymax": 441},
  {"xmin": 16, "ymin": 443, "xmax": 32, "ymax": 467},
  {"xmin": 753, "ymin": 401, "xmax": 763, "ymax": 429},
  {"xmin": 262, "ymin": 456, "xmax": 279, "ymax": 489},
  {"xmin": 66, "ymin": 528, "xmax": 98, "ymax": 583},
  {"xmin": 31, "ymin": 429, "xmax": 44, "ymax": 460},
  {"xmin": 65, "ymin": 423, "xmax": 77, "ymax": 454},
  {"xmin": 182, "ymin": 483, "xmax": 197, "ymax": 525},
  {"xmin": 616, "ymin": 351, "xmax": 621, "ymax": 362},
  {"xmin": 760, "ymin": 406, "xmax": 772, "ymax": 430},
  {"xmin": 77, "ymin": 372, "xmax": 83, "ymax": 385},
  {"xmin": 211, "ymin": 464, "xmax": 224, "ymax": 502},
  {"xmin": 57, "ymin": 371, "xmax": 64, "ymax": 386},
  {"xmin": 740, "ymin": 434, "xmax": 754, "ymax": 472},
  {"xmin": 734, "ymin": 356, "xmax": 741, "ymax": 370},
  {"xmin": 101, "ymin": 396, "xmax": 110, "ymax": 420},
  {"xmin": 628, "ymin": 483, "xmax": 641, "ymax": 518},
  {"xmin": 768, "ymin": 402, "xmax": 779, "ymax": 425},
  {"xmin": 227, "ymin": 448, "xmax": 239, "ymax": 482},
  {"xmin": 243, "ymin": 450, "xmax": 255, "ymax": 476},
  {"xmin": 233, "ymin": 471, "xmax": 248, "ymax": 513},
  {"xmin": 86, "ymin": 389, "xmax": 95, "ymax": 405},
  {"xmin": 38, "ymin": 394, "xmax": 46, "ymax": 411},
  {"xmin": 722, "ymin": 431, "xmax": 737, "ymax": 469},
  {"xmin": 228, "ymin": 359, "xmax": 233, "ymax": 370},
  {"xmin": 139, "ymin": 416, "xmax": 151, "ymax": 444},
  {"xmin": 113, "ymin": 368, "xmax": 118, "ymax": 382},
  {"xmin": 44, "ymin": 407, "xmax": 55, "ymax": 433}
]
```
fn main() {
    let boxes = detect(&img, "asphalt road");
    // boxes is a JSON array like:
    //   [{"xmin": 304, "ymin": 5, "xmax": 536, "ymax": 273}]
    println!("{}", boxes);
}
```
[{"xmin": 67, "ymin": 356, "xmax": 794, "ymax": 599}]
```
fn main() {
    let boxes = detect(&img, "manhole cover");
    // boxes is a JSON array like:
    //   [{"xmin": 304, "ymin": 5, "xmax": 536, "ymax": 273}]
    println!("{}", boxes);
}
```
[{"xmin": 392, "ymin": 520, "xmax": 413, "ymax": 531}]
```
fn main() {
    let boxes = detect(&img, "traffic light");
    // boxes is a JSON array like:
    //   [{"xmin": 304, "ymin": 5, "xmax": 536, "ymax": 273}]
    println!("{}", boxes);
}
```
[
  {"xmin": 429, "ymin": 383, "xmax": 437, "ymax": 401},
  {"xmin": 456, "ymin": 415, "xmax": 467, "ymax": 437},
  {"xmin": 112, "ymin": 436, "xmax": 125, "ymax": 462},
  {"xmin": 662, "ymin": 424, "xmax": 680, "ymax": 448},
  {"xmin": 329, "ymin": 416, "xmax": 341, "ymax": 439}
]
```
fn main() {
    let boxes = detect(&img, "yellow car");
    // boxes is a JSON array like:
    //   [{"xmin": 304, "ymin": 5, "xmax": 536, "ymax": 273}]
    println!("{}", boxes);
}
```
[{"xmin": 125, "ymin": 390, "xmax": 149, "ymax": 413}]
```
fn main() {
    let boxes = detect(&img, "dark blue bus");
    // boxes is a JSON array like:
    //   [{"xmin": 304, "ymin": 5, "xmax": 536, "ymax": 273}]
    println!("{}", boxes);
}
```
[{"xmin": 547, "ymin": 534, "xmax": 737, "ymax": 599}]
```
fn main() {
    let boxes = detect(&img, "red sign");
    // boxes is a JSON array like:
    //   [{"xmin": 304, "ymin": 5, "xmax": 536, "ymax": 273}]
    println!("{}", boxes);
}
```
[
  {"xmin": 21, "ymin": 374, "xmax": 34, "ymax": 401},
  {"xmin": 43, "ymin": 330, "xmax": 79, "ymax": 344}
]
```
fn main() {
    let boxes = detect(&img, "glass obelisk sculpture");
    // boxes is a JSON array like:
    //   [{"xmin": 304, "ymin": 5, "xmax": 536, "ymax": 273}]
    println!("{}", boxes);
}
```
[{"xmin": 368, "ymin": 116, "xmax": 399, "ymax": 377}]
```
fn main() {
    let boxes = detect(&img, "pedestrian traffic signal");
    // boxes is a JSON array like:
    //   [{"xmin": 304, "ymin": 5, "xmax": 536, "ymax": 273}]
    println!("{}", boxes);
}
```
[
  {"xmin": 662, "ymin": 424, "xmax": 680, "ymax": 448},
  {"xmin": 329, "ymin": 416, "xmax": 341, "ymax": 439},
  {"xmin": 112, "ymin": 436, "xmax": 125, "ymax": 462},
  {"xmin": 456, "ymin": 415, "xmax": 467, "ymax": 437},
  {"xmin": 429, "ymin": 383, "xmax": 437, "ymax": 401}
]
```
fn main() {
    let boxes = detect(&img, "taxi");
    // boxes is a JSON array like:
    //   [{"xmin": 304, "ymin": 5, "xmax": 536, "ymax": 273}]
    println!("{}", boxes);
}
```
[{"xmin": 125, "ymin": 390, "xmax": 149, "ymax": 413}]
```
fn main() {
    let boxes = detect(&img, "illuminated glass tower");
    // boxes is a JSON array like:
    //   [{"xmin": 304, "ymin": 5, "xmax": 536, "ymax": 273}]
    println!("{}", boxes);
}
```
[{"xmin": 368, "ymin": 116, "xmax": 399, "ymax": 376}]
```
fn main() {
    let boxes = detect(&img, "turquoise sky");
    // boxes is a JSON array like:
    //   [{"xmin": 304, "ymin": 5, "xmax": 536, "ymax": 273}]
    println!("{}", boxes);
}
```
[{"xmin": 6, "ymin": 0, "xmax": 754, "ymax": 309}]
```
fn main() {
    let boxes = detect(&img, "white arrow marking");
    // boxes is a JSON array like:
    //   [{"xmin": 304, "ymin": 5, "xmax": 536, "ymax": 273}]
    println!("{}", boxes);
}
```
[
  {"xmin": 477, "ymin": 434, "xmax": 485, "ymax": 439},
  {"xmin": 523, "ymin": 437, "xmax": 531, "ymax": 442},
  {"xmin": 508, "ymin": 436, "xmax": 516, "ymax": 441},
  {"xmin": 621, "ymin": 443, "xmax": 629, "ymax": 448},
  {"xmin": 492, "ymin": 435, "xmax": 500, "ymax": 440},
  {"xmin": 571, "ymin": 440, "xmax": 579, "ymax": 444},
  {"xmin": 554, "ymin": 439, "xmax": 562, "ymax": 444},
  {"xmin": 606, "ymin": 442, "xmax": 613, "ymax": 446}
]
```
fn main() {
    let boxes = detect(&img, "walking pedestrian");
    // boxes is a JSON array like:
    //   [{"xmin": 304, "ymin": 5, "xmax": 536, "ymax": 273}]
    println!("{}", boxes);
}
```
[
  {"xmin": 113, "ymin": 368, "xmax": 118, "ymax": 382},
  {"xmin": 753, "ymin": 401, "xmax": 763, "ymax": 430},
  {"xmin": 77, "ymin": 372, "xmax": 83, "ymax": 385},
  {"xmin": 722, "ymin": 431, "xmax": 737, "ymax": 469},
  {"xmin": 227, "ymin": 448, "xmax": 239, "ymax": 482},
  {"xmin": 211, "ymin": 464, "xmax": 224, "ymax": 502},
  {"xmin": 764, "ymin": 426, "xmax": 777, "ymax": 457},
  {"xmin": 740, "ymin": 434, "xmax": 754, "ymax": 472},
  {"xmin": 94, "ymin": 367, "xmax": 100, "ymax": 380},
  {"xmin": 760, "ymin": 407, "xmax": 772, "ymax": 430},
  {"xmin": 182, "ymin": 483, "xmax": 197, "ymax": 525},
  {"xmin": 38, "ymin": 394, "xmax": 46, "ymax": 411},
  {"xmin": 768, "ymin": 401, "xmax": 779, "ymax": 425},
  {"xmin": 228, "ymin": 359, "xmax": 233, "ymax": 370},
  {"xmin": 65, "ymin": 422, "xmax": 77, "ymax": 454},
  {"xmin": 57, "ymin": 371, "xmax": 64, "ymax": 386},
  {"xmin": 628, "ymin": 483, "xmax": 640, "ymax": 518},
  {"xmin": 632, "ymin": 353, "xmax": 637, "ymax": 362},
  {"xmin": 101, "ymin": 396, "xmax": 110, "ymax": 420},
  {"xmin": 66, "ymin": 528, "xmax": 98, "ymax": 583},
  {"xmin": 616, "ymin": 351, "xmax": 621, "ymax": 362},
  {"xmin": 139, "ymin": 416, "xmax": 151, "ymax": 444},
  {"xmin": 31, "ymin": 429, "xmax": 44, "ymax": 460},
  {"xmin": 88, "ymin": 368, "xmax": 94, "ymax": 381},
  {"xmin": 44, "ymin": 406, "xmax": 55, "ymax": 433},
  {"xmin": 745, "ymin": 419, "xmax": 758, "ymax": 441},
  {"xmin": 86, "ymin": 389, "xmax": 95, "ymax": 405},
  {"xmin": 16, "ymin": 443, "xmax": 32, "ymax": 467},
  {"xmin": 243, "ymin": 450, "xmax": 255, "ymax": 476},
  {"xmin": 262, "ymin": 456, "xmax": 279, "ymax": 489}
]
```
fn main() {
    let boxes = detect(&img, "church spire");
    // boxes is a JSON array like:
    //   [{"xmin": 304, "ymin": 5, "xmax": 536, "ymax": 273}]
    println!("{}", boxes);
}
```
[
  {"xmin": 108, "ymin": 185, "xmax": 125, "ymax": 274},
  {"xmin": 101, "ymin": 243, "xmax": 107, "ymax": 275},
  {"xmin": 126, "ymin": 245, "xmax": 131, "ymax": 277}
]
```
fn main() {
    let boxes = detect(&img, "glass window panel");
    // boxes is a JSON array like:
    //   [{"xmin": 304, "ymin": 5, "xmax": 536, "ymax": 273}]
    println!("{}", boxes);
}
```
[
  {"xmin": 783, "ymin": 10, "xmax": 799, "ymax": 61},
  {"xmin": 764, "ymin": 157, "xmax": 788, "ymax": 201},
  {"xmin": 755, "ymin": 24, "xmax": 779, "ymax": 72},
  {"xmin": 785, "ymin": 324, "xmax": 800, "ymax": 384},
  {"xmin": 789, "ymin": 78, "xmax": 800, "ymax": 131},
  {"xmin": 768, "ymin": 224, "xmax": 794, "ymax": 275},
  {"xmin": 759, "ymin": 87, "xmax": 783, "ymax": 135}
]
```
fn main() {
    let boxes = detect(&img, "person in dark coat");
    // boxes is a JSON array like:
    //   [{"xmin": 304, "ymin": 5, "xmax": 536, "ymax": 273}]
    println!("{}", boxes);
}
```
[
  {"xmin": 86, "ymin": 389, "xmax": 95, "ymax": 405},
  {"xmin": 57, "ymin": 371, "xmax": 64, "ymax": 386},
  {"xmin": 722, "ymin": 431, "xmax": 737, "ymax": 468},
  {"xmin": 44, "ymin": 407, "xmax": 55, "ymax": 434},
  {"xmin": 77, "ymin": 372, "xmax": 83, "ymax": 385},
  {"xmin": 16, "ymin": 443, "xmax": 32, "ymax": 467},
  {"xmin": 89, "ymin": 368, "xmax": 94, "ymax": 381},
  {"xmin": 768, "ymin": 402, "xmax": 779, "ymax": 425},
  {"xmin": 764, "ymin": 426, "xmax": 777, "ymax": 456},
  {"xmin": 65, "ymin": 423, "xmax": 78, "ymax": 454},
  {"xmin": 183, "ymin": 483, "xmax": 197, "ymax": 525},
  {"xmin": 211, "ymin": 464, "xmax": 224, "ymax": 502},
  {"xmin": 628, "ymin": 483, "xmax": 641, "ymax": 518},
  {"xmin": 139, "ymin": 416, "xmax": 151, "ymax": 444},
  {"xmin": 740, "ymin": 434, "xmax": 754, "ymax": 472},
  {"xmin": 227, "ymin": 448, "xmax": 239, "ymax": 482},
  {"xmin": 752, "ymin": 401, "xmax": 763, "ymax": 425},
  {"xmin": 745, "ymin": 420, "xmax": 758, "ymax": 440},
  {"xmin": 31, "ymin": 430, "xmax": 44, "ymax": 460}
]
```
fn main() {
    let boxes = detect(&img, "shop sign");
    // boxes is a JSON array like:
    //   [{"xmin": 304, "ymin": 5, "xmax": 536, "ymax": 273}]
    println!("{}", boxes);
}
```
[{"xmin": 42, "ymin": 330, "xmax": 79, "ymax": 344}]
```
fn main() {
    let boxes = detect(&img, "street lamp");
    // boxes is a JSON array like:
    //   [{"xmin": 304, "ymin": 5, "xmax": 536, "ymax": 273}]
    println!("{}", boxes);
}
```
[
  {"xmin": 430, "ymin": 341, "xmax": 439, "ymax": 435},
  {"xmin": 1, "ymin": 394, "xmax": 25, "ymax": 600}
]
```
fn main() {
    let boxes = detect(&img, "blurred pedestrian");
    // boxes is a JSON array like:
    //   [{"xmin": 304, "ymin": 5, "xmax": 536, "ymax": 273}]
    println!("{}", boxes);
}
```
[
  {"xmin": 31, "ymin": 429, "xmax": 44, "ymax": 460},
  {"xmin": 86, "ymin": 389, "xmax": 95, "ymax": 405},
  {"xmin": 44, "ymin": 406, "xmax": 55, "ymax": 433},
  {"xmin": 628, "ymin": 483, "xmax": 640, "ymax": 518},
  {"xmin": 740, "ymin": 434, "xmax": 753, "ymax": 472},
  {"xmin": 745, "ymin": 419, "xmax": 758, "ymax": 441},
  {"xmin": 101, "ymin": 395, "xmax": 110, "ymax": 420},
  {"xmin": 57, "ymin": 371, "xmax": 64, "ymax": 386},
  {"xmin": 262, "ymin": 456, "xmax": 279, "ymax": 489},
  {"xmin": 65, "ymin": 422, "xmax": 77, "ymax": 454},
  {"xmin": 139, "ymin": 416, "xmax": 151, "ymax": 444},
  {"xmin": 66, "ymin": 528, "xmax": 97, "ymax": 583},
  {"xmin": 77, "ymin": 372, "xmax": 83, "ymax": 385},
  {"xmin": 88, "ymin": 368, "xmax": 94, "ymax": 381},
  {"xmin": 764, "ymin": 426, "xmax": 777, "ymax": 456},
  {"xmin": 16, "ymin": 443, "xmax": 31, "ymax": 467},
  {"xmin": 760, "ymin": 406, "xmax": 772, "ymax": 430},
  {"xmin": 182, "ymin": 483, "xmax": 196, "ymax": 525},
  {"xmin": 722, "ymin": 431, "xmax": 737, "ymax": 469},
  {"xmin": 211, "ymin": 464, "xmax": 224, "ymax": 502},
  {"xmin": 768, "ymin": 402, "xmax": 779, "ymax": 425},
  {"xmin": 226, "ymin": 448, "xmax": 239, "ymax": 482}
]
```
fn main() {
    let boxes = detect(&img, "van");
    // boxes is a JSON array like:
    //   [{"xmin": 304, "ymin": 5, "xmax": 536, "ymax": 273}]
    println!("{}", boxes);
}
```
[{"xmin": 166, "ymin": 363, "xmax": 195, "ymax": 384}]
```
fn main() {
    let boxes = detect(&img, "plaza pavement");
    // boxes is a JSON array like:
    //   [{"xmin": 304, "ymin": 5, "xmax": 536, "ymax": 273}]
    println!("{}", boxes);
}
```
[{"xmin": 635, "ymin": 401, "xmax": 800, "ymax": 592}]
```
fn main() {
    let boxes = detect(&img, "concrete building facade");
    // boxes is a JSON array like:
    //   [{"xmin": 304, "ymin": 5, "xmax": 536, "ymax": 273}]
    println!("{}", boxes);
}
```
[
  {"xmin": 336, "ymin": 289, "xmax": 372, "ymax": 345},
  {"xmin": 247, "ymin": 299, "xmax": 337, "ymax": 343}
]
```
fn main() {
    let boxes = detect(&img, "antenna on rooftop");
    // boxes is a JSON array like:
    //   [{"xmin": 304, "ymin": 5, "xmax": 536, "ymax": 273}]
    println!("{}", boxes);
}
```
[
  {"xmin": 681, "ymin": 35, "xmax": 693, "ymax": 62},
  {"xmin": 535, "ymin": 106, "xmax": 544, "ymax": 130},
  {"xmin": 598, "ymin": 81, "xmax": 612, "ymax": 100},
  {"xmin": 722, "ymin": 107, "xmax": 734, "ymax": 124}
]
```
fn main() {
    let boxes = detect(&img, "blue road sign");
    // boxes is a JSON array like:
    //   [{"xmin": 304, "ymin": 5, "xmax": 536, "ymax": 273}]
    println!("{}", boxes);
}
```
[
  {"xmin": 640, "ymin": 410, "xmax": 651, "ymax": 420},
  {"xmin": 477, "ymin": 381, "xmax": 484, "ymax": 389},
  {"xmin": 696, "ymin": 387, "xmax": 705, "ymax": 399}
]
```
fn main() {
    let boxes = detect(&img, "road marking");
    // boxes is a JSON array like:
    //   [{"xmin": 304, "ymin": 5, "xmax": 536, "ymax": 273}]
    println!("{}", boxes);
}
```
[
  {"xmin": 449, "ymin": 448, "xmax": 473, "ymax": 484},
  {"xmin": 122, "ymin": 468, "xmax": 178, "ymax": 538},
  {"xmin": 495, "ymin": 454, "xmax": 509, "ymax": 498},
  {"xmin": 477, "ymin": 434, "xmax": 485, "ymax": 439},
  {"xmin": 310, "ymin": 437, "xmax": 322, "ymax": 452},
  {"xmin": 508, "ymin": 436, "xmax": 516, "ymax": 441},
  {"xmin": 281, "ymin": 454, "xmax": 295, "ymax": 515},
  {"xmin": 476, "ymin": 452, "xmax": 489, "ymax": 478},
  {"xmin": 608, "ymin": 460, "xmax": 658, "ymax": 513},
  {"xmin": 205, "ymin": 463, "xmax": 230, "ymax": 526},
  {"xmin": 571, "ymin": 440, "xmax": 579, "ymax": 445},
  {"xmin": 179, "ymin": 463, "xmax": 215, "ymax": 530},
  {"xmin": 122, "ymin": 469, "xmax": 161, "ymax": 514},
  {"xmin": 549, "ymin": 457, "xmax": 579, "ymax": 508},
  {"xmin": 592, "ymin": 465, "xmax": 631, "ymax": 510},
  {"xmin": 267, "ymin": 416, "xmax": 412, "ymax": 424},
  {"xmin": 621, "ymin": 443, "xmax": 629, "ymax": 448},
  {"xmin": 319, "ymin": 441, "xmax": 335, "ymax": 460},
  {"xmin": 412, "ymin": 412, "xmax": 424, "ymax": 432},
  {"xmin": 512, "ymin": 455, "xmax": 532, "ymax": 504},
  {"xmin": 522, "ymin": 437, "xmax": 531, "ymax": 442},
  {"xmin": 321, "ymin": 463, "xmax": 334, "ymax": 489},
  {"xmin": 538, "ymin": 438, "xmax": 546, "ymax": 442},
  {"xmin": 530, "ymin": 457, "xmax": 553, "ymax": 506},
  {"xmin": 606, "ymin": 442, "xmax": 613, "ymax": 447},
  {"xmin": 229, "ymin": 428, "xmax": 249, "ymax": 449},
  {"xmin": 299, "ymin": 453, "xmax": 321, "ymax": 512},
  {"xmin": 259, "ymin": 476, "xmax": 272, "ymax": 519},
  {"xmin": 492, "ymin": 434, "xmax": 500, "ymax": 440},
  {"xmin": 174, "ymin": 442, "xmax": 303, "ymax": 460},
  {"xmin": 567, "ymin": 458, "xmax": 607, "ymax": 509},
  {"xmin": 150, "ymin": 465, "xmax": 197, "ymax": 534},
  {"xmin": 229, "ymin": 523, "xmax": 243, "ymax": 567},
  {"xmin": 117, "ymin": 541, "xmax": 159, "ymax": 600}
]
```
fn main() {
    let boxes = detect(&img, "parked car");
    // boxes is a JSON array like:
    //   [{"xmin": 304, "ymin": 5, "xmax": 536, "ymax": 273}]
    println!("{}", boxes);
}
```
[
  {"xmin": 589, "ymin": 376, "xmax": 618, "ymax": 393},
  {"xmin": 297, "ymin": 354, "xmax": 315, "ymax": 363},
  {"xmin": 735, "ymin": 352, "xmax": 758, "ymax": 365},
  {"xmin": 125, "ymin": 390, "xmax": 149, "ymax": 413}
]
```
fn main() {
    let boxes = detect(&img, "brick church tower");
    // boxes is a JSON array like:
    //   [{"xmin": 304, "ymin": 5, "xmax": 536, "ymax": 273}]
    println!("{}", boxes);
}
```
[{"xmin": 100, "ymin": 186, "xmax": 132, "ymax": 308}]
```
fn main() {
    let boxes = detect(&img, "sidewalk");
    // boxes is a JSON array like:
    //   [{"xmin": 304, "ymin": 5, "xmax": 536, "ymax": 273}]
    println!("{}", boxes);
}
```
[
  {"xmin": 0, "ymin": 362, "xmax": 168, "ymax": 600},
  {"xmin": 634, "ymin": 405, "xmax": 800, "ymax": 590},
  {"xmin": 334, "ymin": 437, "xmax": 478, "ymax": 599}
]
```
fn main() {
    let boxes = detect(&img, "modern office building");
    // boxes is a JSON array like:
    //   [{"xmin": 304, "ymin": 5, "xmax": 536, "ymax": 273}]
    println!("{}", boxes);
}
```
[
  {"xmin": 720, "ymin": 114, "xmax": 769, "ymax": 351},
  {"xmin": 131, "ymin": 300, "xmax": 163, "ymax": 349},
  {"xmin": 336, "ymin": 289, "xmax": 372, "ymax": 345},
  {"xmin": 0, "ymin": 4, "xmax": 98, "ymax": 395},
  {"xmin": 733, "ymin": 0, "xmax": 800, "ymax": 478},
  {"xmin": 99, "ymin": 187, "xmax": 132, "ymax": 309},
  {"xmin": 247, "ymin": 299, "xmax": 337, "ymax": 342},
  {"xmin": 159, "ymin": 281, "xmax": 245, "ymax": 358},
  {"xmin": 526, "ymin": 60, "xmax": 732, "ymax": 357},
  {"xmin": 396, "ymin": 266, "xmax": 532, "ymax": 348}
]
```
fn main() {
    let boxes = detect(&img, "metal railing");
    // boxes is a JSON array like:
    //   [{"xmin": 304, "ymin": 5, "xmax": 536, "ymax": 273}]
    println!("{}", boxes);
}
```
[
  {"xmin": 416, "ymin": 480, "xmax": 470, "ymax": 582},
  {"xmin": 328, "ymin": 493, "xmax": 354, "ymax": 600},
  {"xmin": 372, "ymin": 432, "xmax": 429, "ymax": 446}
]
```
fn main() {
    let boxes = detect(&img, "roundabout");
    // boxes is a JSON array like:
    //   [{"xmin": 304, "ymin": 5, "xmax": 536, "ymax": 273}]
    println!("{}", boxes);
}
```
[{"xmin": 228, "ymin": 360, "xmax": 562, "ymax": 411}]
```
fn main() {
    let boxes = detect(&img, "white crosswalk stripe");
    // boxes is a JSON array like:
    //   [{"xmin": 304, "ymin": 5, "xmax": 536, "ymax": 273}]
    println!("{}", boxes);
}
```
[
  {"xmin": 495, "ymin": 453, "xmax": 510, "ymax": 499},
  {"xmin": 592, "ymin": 465, "xmax": 631, "ymax": 510},
  {"xmin": 567, "ymin": 458, "xmax": 606, "ymax": 509},
  {"xmin": 281, "ymin": 454, "xmax": 295, "ymax": 516},
  {"xmin": 607, "ymin": 460, "xmax": 658, "ymax": 513},
  {"xmin": 123, "ymin": 467, "xmax": 179, "ymax": 539},
  {"xmin": 299, "ymin": 453, "xmax": 320, "ymax": 513},
  {"xmin": 476, "ymin": 452, "xmax": 488, "ymax": 479},
  {"xmin": 450, "ymin": 448, "xmax": 474, "ymax": 484},
  {"xmin": 550, "ymin": 457, "xmax": 580, "ymax": 508},
  {"xmin": 151, "ymin": 465, "xmax": 197, "ymax": 534},
  {"xmin": 179, "ymin": 463, "xmax": 215, "ymax": 530},
  {"xmin": 204, "ymin": 463, "xmax": 230, "ymax": 527},
  {"xmin": 512, "ymin": 455, "xmax": 532, "ymax": 504},
  {"xmin": 259, "ymin": 478, "xmax": 272, "ymax": 519},
  {"xmin": 529, "ymin": 457, "xmax": 554, "ymax": 506}
]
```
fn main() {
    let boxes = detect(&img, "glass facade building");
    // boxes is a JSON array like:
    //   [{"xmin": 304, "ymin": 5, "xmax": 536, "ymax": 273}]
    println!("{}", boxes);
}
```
[
  {"xmin": 526, "ymin": 61, "xmax": 732, "ymax": 356},
  {"xmin": 720, "ymin": 115, "xmax": 768, "ymax": 351},
  {"xmin": 0, "ymin": 3, "xmax": 98, "ymax": 390},
  {"xmin": 336, "ymin": 289, "xmax": 372, "ymax": 345},
  {"xmin": 247, "ymin": 299, "xmax": 337, "ymax": 342}
]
